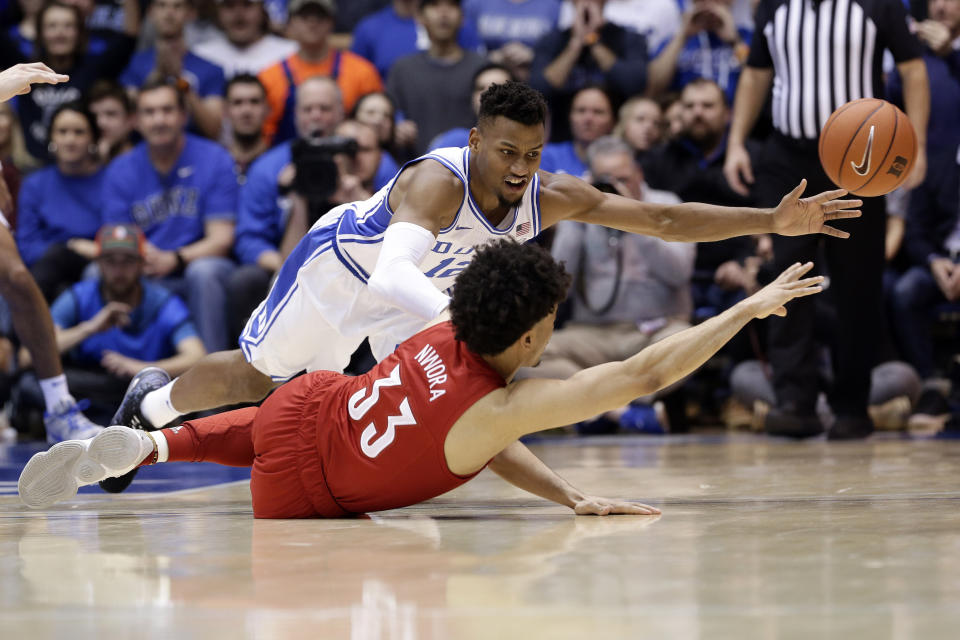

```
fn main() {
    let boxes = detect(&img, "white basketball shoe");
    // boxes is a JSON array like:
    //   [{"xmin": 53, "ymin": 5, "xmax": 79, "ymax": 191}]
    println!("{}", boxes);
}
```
[{"xmin": 19, "ymin": 426, "xmax": 155, "ymax": 509}]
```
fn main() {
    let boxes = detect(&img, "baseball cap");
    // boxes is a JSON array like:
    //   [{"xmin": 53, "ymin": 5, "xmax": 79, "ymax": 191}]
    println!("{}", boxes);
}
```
[
  {"xmin": 287, "ymin": 0, "xmax": 335, "ymax": 16},
  {"xmin": 96, "ymin": 224, "xmax": 145, "ymax": 257}
]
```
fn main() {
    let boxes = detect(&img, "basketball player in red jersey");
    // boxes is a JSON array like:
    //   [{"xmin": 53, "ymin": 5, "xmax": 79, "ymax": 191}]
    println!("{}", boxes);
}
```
[
  {"xmin": 20, "ymin": 240, "xmax": 825, "ymax": 516},
  {"xmin": 0, "ymin": 64, "xmax": 102, "ymax": 443}
]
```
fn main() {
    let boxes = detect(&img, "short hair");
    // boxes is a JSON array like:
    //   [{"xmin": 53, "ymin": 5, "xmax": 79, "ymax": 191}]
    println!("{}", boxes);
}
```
[
  {"xmin": 450, "ymin": 239, "xmax": 571, "ymax": 356},
  {"xmin": 297, "ymin": 75, "xmax": 342, "ymax": 107},
  {"xmin": 571, "ymin": 84, "xmax": 615, "ymax": 112},
  {"xmin": 681, "ymin": 77, "xmax": 728, "ymax": 108},
  {"xmin": 48, "ymin": 101, "xmax": 101, "ymax": 143},
  {"xmin": 225, "ymin": 73, "xmax": 266, "ymax": 99},
  {"xmin": 351, "ymin": 91, "xmax": 396, "ymax": 120},
  {"xmin": 586, "ymin": 135, "xmax": 634, "ymax": 169},
  {"xmin": 472, "ymin": 62, "xmax": 513, "ymax": 86},
  {"xmin": 88, "ymin": 80, "xmax": 133, "ymax": 114},
  {"xmin": 137, "ymin": 77, "xmax": 187, "ymax": 110},
  {"xmin": 477, "ymin": 81, "xmax": 548, "ymax": 129}
]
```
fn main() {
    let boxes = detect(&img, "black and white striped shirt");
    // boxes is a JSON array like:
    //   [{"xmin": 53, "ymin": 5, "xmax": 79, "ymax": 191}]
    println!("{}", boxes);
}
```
[{"xmin": 748, "ymin": 0, "xmax": 922, "ymax": 140}]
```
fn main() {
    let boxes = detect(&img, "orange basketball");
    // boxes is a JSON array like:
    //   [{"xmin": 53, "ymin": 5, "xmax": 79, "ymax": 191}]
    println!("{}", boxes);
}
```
[{"xmin": 818, "ymin": 98, "xmax": 916, "ymax": 197}]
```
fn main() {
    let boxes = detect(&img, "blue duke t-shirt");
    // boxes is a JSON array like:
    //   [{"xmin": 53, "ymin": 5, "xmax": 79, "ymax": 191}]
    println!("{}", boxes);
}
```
[{"xmin": 102, "ymin": 135, "xmax": 238, "ymax": 250}]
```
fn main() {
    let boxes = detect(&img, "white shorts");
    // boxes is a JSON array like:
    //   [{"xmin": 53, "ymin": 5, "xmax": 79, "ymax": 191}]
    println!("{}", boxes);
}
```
[{"xmin": 238, "ymin": 219, "xmax": 428, "ymax": 381}]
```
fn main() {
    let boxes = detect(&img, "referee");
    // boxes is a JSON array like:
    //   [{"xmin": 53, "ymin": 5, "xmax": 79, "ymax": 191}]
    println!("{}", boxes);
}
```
[{"xmin": 723, "ymin": 0, "xmax": 929, "ymax": 439}]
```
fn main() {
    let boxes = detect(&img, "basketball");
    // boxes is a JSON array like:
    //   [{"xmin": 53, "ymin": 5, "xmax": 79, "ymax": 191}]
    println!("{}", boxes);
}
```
[{"xmin": 818, "ymin": 98, "xmax": 916, "ymax": 197}]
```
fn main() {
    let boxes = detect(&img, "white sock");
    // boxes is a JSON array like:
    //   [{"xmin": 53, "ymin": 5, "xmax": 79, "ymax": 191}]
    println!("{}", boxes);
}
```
[
  {"xmin": 140, "ymin": 381, "xmax": 182, "ymax": 427},
  {"xmin": 147, "ymin": 430, "xmax": 169, "ymax": 463},
  {"xmin": 39, "ymin": 374, "xmax": 75, "ymax": 414}
]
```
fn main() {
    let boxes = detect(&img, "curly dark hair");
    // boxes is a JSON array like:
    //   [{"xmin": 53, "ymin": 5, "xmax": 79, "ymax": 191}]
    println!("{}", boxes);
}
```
[
  {"xmin": 477, "ymin": 81, "xmax": 548, "ymax": 129},
  {"xmin": 450, "ymin": 239, "xmax": 571, "ymax": 355}
]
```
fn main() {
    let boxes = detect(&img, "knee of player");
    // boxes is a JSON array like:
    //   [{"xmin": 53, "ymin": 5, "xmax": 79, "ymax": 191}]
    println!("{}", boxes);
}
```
[
  {"xmin": 0, "ymin": 256, "xmax": 35, "ymax": 300},
  {"xmin": 233, "ymin": 362, "xmax": 274, "ymax": 401}
]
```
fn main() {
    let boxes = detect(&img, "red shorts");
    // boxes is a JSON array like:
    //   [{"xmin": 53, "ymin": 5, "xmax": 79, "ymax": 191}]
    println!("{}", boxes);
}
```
[{"xmin": 250, "ymin": 373, "xmax": 350, "ymax": 519}]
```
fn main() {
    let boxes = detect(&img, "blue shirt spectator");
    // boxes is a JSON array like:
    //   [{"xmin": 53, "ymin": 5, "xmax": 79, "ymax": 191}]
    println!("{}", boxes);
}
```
[
  {"xmin": 16, "ymin": 166, "xmax": 106, "ymax": 267},
  {"xmin": 886, "ymin": 34, "xmax": 960, "ymax": 158},
  {"xmin": 120, "ymin": 50, "xmax": 226, "ymax": 99},
  {"xmin": 540, "ymin": 141, "xmax": 588, "ymax": 178},
  {"xmin": 374, "ymin": 151, "xmax": 399, "ymax": 192},
  {"xmin": 530, "ymin": 9, "xmax": 648, "ymax": 141},
  {"xmin": 52, "ymin": 278, "xmax": 198, "ymax": 366},
  {"xmin": 234, "ymin": 141, "xmax": 291, "ymax": 267},
  {"xmin": 102, "ymin": 135, "xmax": 238, "ymax": 251},
  {"xmin": 428, "ymin": 128, "xmax": 470, "ymax": 151},
  {"xmin": 463, "ymin": 0, "xmax": 559, "ymax": 50},
  {"xmin": 351, "ymin": 0, "xmax": 482, "ymax": 79}
]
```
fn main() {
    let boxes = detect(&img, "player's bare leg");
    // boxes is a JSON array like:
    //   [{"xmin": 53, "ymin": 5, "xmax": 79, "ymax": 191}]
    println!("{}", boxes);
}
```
[
  {"xmin": 136, "ymin": 350, "xmax": 276, "ymax": 428},
  {"xmin": 0, "ymin": 226, "xmax": 100, "ymax": 441}
]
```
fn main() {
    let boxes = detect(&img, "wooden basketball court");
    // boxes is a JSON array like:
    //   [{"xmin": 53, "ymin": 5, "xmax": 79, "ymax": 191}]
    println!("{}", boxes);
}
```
[{"xmin": 2, "ymin": 433, "xmax": 959, "ymax": 639}]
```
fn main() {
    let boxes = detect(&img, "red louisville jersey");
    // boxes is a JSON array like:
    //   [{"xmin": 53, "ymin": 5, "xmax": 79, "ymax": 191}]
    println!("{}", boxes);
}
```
[{"xmin": 317, "ymin": 322, "xmax": 506, "ymax": 514}]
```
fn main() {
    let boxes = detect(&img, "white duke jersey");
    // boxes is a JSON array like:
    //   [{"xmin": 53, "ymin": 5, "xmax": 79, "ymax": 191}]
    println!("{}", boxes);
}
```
[
  {"xmin": 240, "ymin": 147, "xmax": 544, "ymax": 378},
  {"xmin": 321, "ymin": 146, "xmax": 544, "ymax": 294}
]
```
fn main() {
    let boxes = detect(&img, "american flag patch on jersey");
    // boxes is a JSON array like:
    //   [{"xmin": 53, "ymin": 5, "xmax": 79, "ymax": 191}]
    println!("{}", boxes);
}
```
[{"xmin": 515, "ymin": 221, "xmax": 531, "ymax": 237}]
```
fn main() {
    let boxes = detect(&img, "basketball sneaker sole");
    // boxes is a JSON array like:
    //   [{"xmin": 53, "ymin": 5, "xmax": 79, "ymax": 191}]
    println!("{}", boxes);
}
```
[{"xmin": 19, "ymin": 426, "xmax": 150, "ymax": 509}]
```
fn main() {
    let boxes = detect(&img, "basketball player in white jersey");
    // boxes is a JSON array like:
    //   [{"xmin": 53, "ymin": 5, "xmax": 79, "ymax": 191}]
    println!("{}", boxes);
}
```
[{"xmin": 107, "ymin": 81, "xmax": 861, "ymax": 491}]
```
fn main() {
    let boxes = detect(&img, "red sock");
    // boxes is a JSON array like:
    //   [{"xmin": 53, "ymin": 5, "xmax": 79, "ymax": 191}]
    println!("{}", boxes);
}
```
[{"xmin": 158, "ymin": 407, "xmax": 258, "ymax": 467}]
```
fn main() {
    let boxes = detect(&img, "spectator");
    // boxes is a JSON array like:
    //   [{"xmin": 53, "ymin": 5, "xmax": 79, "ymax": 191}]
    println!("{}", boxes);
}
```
[
  {"xmin": 102, "ymin": 79, "xmax": 237, "ymax": 353},
  {"xmin": 387, "ymin": 0, "xmax": 485, "ymax": 155},
  {"xmin": 530, "ymin": 0, "xmax": 648, "ymax": 141},
  {"xmin": 49, "ymin": 223, "xmax": 205, "ymax": 423},
  {"xmin": 228, "ymin": 75, "xmax": 343, "ymax": 338},
  {"xmin": 351, "ymin": 0, "xmax": 482, "ymax": 80},
  {"xmin": 540, "ymin": 85, "xmax": 614, "ymax": 178},
  {"xmin": 351, "ymin": 90, "xmax": 399, "ymax": 156},
  {"xmin": 16, "ymin": 103, "xmax": 105, "ymax": 302},
  {"xmin": 335, "ymin": 119, "xmax": 397, "ymax": 195},
  {"xmin": 723, "ymin": 0, "xmax": 929, "ymax": 439},
  {"xmin": 120, "ymin": 0, "xmax": 225, "ymax": 141},
  {"xmin": 528, "ymin": 135, "xmax": 694, "ymax": 428},
  {"xmin": 888, "ymin": 0, "xmax": 960, "ymax": 158},
  {"xmin": 87, "ymin": 79, "xmax": 135, "ymax": 163},
  {"xmin": 663, "ymin": 94, "xmax": 685, "ymax": 140},
  {"xmin": 891, "ymin": 144, "xmax": 960, "ymax": 378},
  {"xmin": 614, "ymin": 96, "xmax": 663, "ymax": 162},
  {"xmin": 259, "ymin": 0, "xmax": 382, "ymax": 144},
  {"xmin": 223, "ymin": 73, "xmax": 269, "ymax": 179},
  {"xmin": 8, "ymin": 0, "xmax": 42, "ymax": 58},
  {"xmin": 643, "ymin": 78, "xmax": 761, "ymax": 315},
  {"xmin": 191, "ymin": 0, "xmax": 298, "ymax": 78},
  {"xmin": 463, "ymin": 0, "xmax": 560, "ymax": 81},
  {"xmin": 645, "ymin": 0, "xmax": 752, "ymax": 104},
  {"xmin": 15, "ymin": 0, "xmax": 138, "ymax": 161},
  {"xmin": 428, "ymin": 62, "xmax": 512, "ymax": 151},
  {"xmin": 556, "ymin": 0, "xmax": 682, "ymax": 54}
]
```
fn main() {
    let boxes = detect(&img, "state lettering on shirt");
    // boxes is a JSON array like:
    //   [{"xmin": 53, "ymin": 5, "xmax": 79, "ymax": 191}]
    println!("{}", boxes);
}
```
[
  {"xmin": 131, "ymin": 186, "xmax": 200, "ymax": 228},
  {"xmin": 413, "ymin": 343, "xmax": 448, "ymax": 402}
]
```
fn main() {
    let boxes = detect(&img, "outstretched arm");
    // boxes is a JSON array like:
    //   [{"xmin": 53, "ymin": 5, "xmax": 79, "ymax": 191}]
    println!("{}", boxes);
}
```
[
  {"xmin": 487, "ymin": 441, "xmax": 660, "ymax": 515},
  {"xmin": 453, "ymin": 262, "xmax": 824, "ymax": 468},
  {"xmin": 539, "ymin": 172, "xmax": 862, "ymax": 242}
]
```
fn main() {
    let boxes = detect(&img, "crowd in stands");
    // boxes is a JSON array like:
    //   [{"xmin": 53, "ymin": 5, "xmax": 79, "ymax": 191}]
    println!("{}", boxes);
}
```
[{"xmin": 0, "ymin": 0, "xmax": 956, "ymax": 439}]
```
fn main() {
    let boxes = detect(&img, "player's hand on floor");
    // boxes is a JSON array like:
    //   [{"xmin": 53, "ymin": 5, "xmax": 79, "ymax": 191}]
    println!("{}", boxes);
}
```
[
  {"xmin": 573, "ymin": 496, "xmax": 661, "ymax": 516},
  {"xmin": 771, "ymin": 179, "xmax": 862, "ymax": 238}
]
